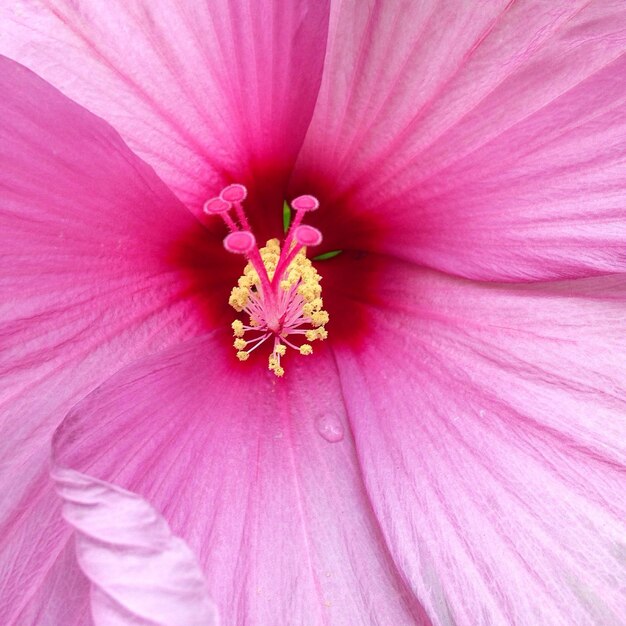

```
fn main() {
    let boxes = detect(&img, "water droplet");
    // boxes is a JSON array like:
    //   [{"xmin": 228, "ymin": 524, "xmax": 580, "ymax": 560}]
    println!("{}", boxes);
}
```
[{"xmin": 316, "ymin": 414, "xmax": 344, "ymax": 443}]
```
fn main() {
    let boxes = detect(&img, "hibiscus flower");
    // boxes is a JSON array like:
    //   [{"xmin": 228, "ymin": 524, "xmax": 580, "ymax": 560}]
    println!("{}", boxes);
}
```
[{"xmin": 1, "ymin": 1, "xmax": 625, "ymax": 624}]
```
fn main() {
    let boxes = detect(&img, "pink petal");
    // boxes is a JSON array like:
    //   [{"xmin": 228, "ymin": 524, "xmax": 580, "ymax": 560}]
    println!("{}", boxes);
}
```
[
  {"xmin": 0, "ymin": 57, "xmax": 220, "ymax": 620},
  {"xmin": 333, "ymin": 259, "xmax": 626, "ymax": 625},
  {"xmin": 50, "ymin": 335, "xmax": 430, "ymax": 625},
  {"xmin": 52, "ymin": 467, "xmax": 218, "ymax": 626},
  {"xmin": 0, "ymin": 1, "xmax": 330, "ymax": 214},
  {"xmin": 14, "ymin": 543, "xmax": 91, "ymax": 625},
  {"xmin": 295, "ymin": 1, "xmax": 626, "ymax": 280}
]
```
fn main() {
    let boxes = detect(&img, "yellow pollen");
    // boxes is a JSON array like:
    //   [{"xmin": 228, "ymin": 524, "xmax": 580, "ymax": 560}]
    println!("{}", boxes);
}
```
[
  {"xmin": 268, "ymin": 354, "xmax": 285, "ymax": 377},
  {"xmin": 305, "ymin": 327, "xmax": 327, "ymax": 342},
  {"xmin": 238, "ymin": 275, "xmax": 254, "ymax": 289},
  {"xmin": 230, "ymin": 238, "xmax": 329, "ymax": 377},
  {"xmin": 229, "ymin": 286, "xmax": 249, "ymax": 312},
  {"xmin": 311, "ymin": 310, "xmax": 329, "ymax": 327}
]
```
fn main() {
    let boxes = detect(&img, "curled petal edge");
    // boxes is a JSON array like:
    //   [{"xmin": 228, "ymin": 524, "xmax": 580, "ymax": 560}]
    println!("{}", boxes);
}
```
[{"xmin": 51, "ymin": 466, "xmax": 219, "ymax": 626}]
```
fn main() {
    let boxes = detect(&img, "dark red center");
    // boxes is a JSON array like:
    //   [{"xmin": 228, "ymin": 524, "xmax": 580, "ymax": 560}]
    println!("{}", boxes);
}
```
[{"xmin": 167, "ymin": 160, "xmax": 390, "ymax": 355}]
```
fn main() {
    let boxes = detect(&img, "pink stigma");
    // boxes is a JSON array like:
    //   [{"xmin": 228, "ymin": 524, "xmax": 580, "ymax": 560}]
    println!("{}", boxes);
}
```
[
  {"xmin": 224, "ymin": 230, "xmax": 255, "ymax": 254},
  {"xmin": 203, "ymin": 197, "xmax": 231, "ymax": 214},
  {"xmin": 291, "ymin": 195, "xmax": 319, "ymax": 212},
  {"xmin": 294, "ymin": 225, "xmax": 323, "ymax": 247},
  {"xmin": 205, "ymin": 184, "xmax": 329, "ymax": 376},
  {"xmin": 220, "ymin": 184, "xmax": 248, "ymax": 203}
]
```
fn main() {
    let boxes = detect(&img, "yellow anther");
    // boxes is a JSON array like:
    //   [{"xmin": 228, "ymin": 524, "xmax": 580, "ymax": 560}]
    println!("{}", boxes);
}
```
[
  {"xmin": 227, "ymin": 229, "xmax": 328, "ymax": 376},
  {"xmin": 305, "ymin": 327, "xmax": 328, "ymax": 342},
  {"xmin": 228, "ymin": 286, "xmax": 249, "ymax": 312},
  {"xmin": 268, "ymin": 355, "xmax": 284, "ymax": 377},
  {"xmin": 262, "ymin": 253, "xmax": 279, "ymax": 265},
  {"xmin": 311, "ymin": 310, "xmax": 329, "ymax": 327},
  {"xmin": 303, "ymin": 297, "xmax": 323, "ymax": 316},
  {"xmin": 298, "ymin": 284, "xmax": 322, "ymax": 300}
]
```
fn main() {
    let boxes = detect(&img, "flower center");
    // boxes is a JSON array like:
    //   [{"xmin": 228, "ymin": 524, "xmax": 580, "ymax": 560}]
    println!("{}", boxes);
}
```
[{"xmin": 204, "ymin": 184, "xmax": 329, "ymax": 377}]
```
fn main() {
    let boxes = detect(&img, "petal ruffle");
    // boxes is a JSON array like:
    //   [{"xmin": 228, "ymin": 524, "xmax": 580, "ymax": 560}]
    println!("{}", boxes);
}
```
[
  {"xmin": 0, "ymin": 57, "xmax": 221, "ymax": 621},
  {"xmin": 295, "ymin": 0, "xmax": 626, "ymax": 280},
  {"xmin": 49, "ymin": 335, "xmax": 430, "ymax": 626},
  {"xmin": 52, "ymin": 468, "xmax": 218, "ymax": 626},
  {"xmin": 0, "ymin": 0, "xmax": 331, "ymax": 213},
  {"xmin": 334, "ymin": 259, "xmax": 626, "ymax": 625}
]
